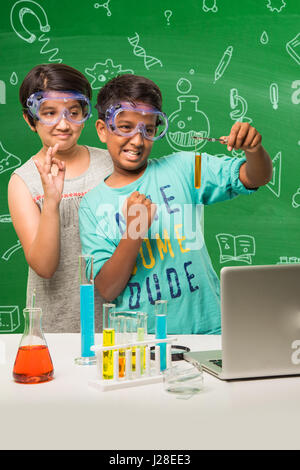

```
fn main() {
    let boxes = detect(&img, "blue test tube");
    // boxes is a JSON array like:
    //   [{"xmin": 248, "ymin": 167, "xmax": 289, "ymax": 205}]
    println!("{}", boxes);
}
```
[
  {"xmin": 155, "ymin": 300, "xmax": 167, "ymax": 371},
  {"xmin": 75, "ymin": 255, "xmax": 96, "ymax": 365}
]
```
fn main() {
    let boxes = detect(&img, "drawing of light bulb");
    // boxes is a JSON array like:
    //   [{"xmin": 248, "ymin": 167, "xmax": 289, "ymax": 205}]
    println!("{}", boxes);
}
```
[
  {"xmin": 10, "ymin": 0, "xmax": 50, "ymax": 43},
  {"xmin": 229, "ymin": 88, "xmax": 252, "ymax": 124},
  {"xmin": 166, "ymin": 78, "xmax": 210, "ymax": 152}
]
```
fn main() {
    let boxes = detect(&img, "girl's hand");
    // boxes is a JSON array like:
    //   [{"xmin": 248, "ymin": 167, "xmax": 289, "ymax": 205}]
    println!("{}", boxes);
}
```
[
  {"xmin": 33, "ymin": 144, "xmax": 66, "ymax": 205},
  {"xmin": 220, "ymin": 122, "xmax": 262, "ymax": 153}
]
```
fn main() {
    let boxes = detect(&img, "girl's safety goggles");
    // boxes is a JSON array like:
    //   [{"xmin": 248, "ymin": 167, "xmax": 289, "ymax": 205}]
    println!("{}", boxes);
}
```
[
  {"xmin": 26, "ymin": 91, "xmax": 92, "ymax": 126},
  {"xmin": 105, "ymin": 103, "xmax": 169, "ymax": 141}
]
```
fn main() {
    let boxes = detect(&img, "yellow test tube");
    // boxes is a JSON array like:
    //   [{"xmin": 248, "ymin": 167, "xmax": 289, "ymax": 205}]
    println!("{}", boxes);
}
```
[
  {"xmin": 102, "ymin": 303, "xmax": 115, "ymax": 380},
  {"xmin": 102, "ymin": 328, "xmax": 115, "ymax": 379},
  {"xmin": 194, "ymin": 153, "xmax": 201, "ymax": 189}
]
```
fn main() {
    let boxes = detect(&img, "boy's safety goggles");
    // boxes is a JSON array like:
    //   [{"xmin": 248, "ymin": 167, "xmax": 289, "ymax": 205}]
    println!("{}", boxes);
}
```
[
  {"xmin": 105, "ymin": 103, "xmax": 169, "ymax": 141},
  {"xmin": 26, "ymin": 91, "xmax": 92, "ymax": 125}
]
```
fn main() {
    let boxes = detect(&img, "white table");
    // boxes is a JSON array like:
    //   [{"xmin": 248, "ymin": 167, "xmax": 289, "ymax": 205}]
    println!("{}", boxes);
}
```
[{"xmin": 1, "ymin": 333, "xmax": 300, "ymax": 450}]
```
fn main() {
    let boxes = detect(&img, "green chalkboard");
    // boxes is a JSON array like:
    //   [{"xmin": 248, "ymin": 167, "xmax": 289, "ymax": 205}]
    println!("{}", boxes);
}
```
[{"xmin": 0, "ymin": 0, "xmax": 299, "ymax": 333}]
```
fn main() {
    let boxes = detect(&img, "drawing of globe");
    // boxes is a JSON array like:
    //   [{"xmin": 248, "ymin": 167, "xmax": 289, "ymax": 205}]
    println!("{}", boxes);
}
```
[{"xmin": 166, "ymin": 96, "xmax": 210, "ymax": 152}]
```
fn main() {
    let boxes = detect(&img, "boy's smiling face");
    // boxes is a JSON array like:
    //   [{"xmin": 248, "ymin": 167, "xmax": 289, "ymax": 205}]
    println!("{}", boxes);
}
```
[{"xmin": 96, "ymin": 103, "xmax": 156, "ymax": 177}]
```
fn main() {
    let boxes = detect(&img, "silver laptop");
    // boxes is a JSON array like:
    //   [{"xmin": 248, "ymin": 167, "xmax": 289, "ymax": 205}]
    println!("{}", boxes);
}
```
[{"xmin": 184, "ymin": 264, "xmax": 300, "ymax": 380}]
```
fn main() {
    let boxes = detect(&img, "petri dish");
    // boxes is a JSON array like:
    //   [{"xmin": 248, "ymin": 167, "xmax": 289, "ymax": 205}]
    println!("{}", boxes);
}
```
[{"xmin": 163, "ymin": 361, "xmax": 204, "ymax": 397}]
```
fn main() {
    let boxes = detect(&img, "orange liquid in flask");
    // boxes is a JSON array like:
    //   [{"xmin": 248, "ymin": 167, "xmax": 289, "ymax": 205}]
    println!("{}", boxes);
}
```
[{"xmin": 13, "ymin": 345, "xmax": 54, "ymax": 384}]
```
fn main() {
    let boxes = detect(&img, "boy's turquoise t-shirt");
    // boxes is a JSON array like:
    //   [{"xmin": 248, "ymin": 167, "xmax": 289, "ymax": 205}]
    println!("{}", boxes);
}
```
[{"xmin": 79, "ymin": 151, "xmax": 256, "ymax": 334}]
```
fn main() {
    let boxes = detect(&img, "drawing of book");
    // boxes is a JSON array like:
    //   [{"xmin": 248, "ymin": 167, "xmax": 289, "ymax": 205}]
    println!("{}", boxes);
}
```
[
  {"xmin": 0, "ymin": 305, "xmax": 21, "ymax": 332},
  {"xmin": 216, "ymin": 233, "xmax": 255, "ymax": 264},
  {"xmin": 286, "ymin": 33, "xmax": 300, "ymax": 66}
]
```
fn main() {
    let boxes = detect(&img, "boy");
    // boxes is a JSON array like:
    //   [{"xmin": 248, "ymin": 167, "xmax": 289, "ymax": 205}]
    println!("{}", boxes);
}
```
[{"xmin": 79, "ymin": 74, "xmax": 272, "ymax": 334}]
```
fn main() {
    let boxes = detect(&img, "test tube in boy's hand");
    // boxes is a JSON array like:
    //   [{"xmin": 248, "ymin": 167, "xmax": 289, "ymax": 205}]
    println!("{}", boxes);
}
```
[{"xmin": 193, "ymin": 136, "xmax": 228, "ymax": 189}]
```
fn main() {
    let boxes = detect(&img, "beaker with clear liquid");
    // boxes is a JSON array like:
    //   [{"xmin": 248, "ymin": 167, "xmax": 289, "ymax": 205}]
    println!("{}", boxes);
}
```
[{"xmin": 13, "ymin": 307, "xmax": 54, "ymax": 384}]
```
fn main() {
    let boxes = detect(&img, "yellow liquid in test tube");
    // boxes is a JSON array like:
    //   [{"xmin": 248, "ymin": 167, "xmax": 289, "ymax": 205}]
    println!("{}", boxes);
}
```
[
  {"xmin": 194, "ymin": 153, "xmax": 201, "ymax": 189},
  {"xmin": 102, "ymin": 328, "xmax": 115, "ymax": 379},
  {"xmin": 138, "ymin": 327, "xmax": 145, "ymax": 374}
]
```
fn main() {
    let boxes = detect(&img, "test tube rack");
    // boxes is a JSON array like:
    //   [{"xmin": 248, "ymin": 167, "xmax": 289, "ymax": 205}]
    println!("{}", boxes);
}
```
[{"xmin": 89, "ymin": 336, "xmax": 177, "ymax": 392}]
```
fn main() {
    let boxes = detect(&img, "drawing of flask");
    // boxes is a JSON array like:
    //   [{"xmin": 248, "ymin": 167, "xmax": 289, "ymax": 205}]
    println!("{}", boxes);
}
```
[
  {"xmin": 166, "ymin": 94, "xmax": 210, "ymax": 152},
  {"xmin": 13, "ymin": 307, "xmax": 54, "ymax": 384}
]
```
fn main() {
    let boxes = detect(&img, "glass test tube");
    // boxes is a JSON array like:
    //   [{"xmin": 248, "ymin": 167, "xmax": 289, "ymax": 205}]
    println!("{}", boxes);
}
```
[
  {"xmin": 109, "ymin": 311, "xmax": 126, "ymax": 378},
  {"xmin": 103, "ymin": 303, "xmax": 115, "ymax": 379},
  {"xmin": 126, "ymin": 314, "xmax": 137, "ymax": 372},
  {"xmin": 75, "ymin": 255, "xmax": 96, "ymax": 365},
  {"xmin": 155, "ymin": 300, "xmax": 167, "ymax": 371},
  {"xmin": 137, "ymin": 312, "xmax": 148, "ymax": 374},
  {"xmin": 194, "ymin": 153, "xmax": 201, "ymax": 188}
]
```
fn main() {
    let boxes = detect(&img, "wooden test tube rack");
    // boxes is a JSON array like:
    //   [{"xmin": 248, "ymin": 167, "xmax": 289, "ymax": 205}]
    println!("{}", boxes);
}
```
[{"xmin": 89, "ymin": 337, "xmax": 177, "ymax": 391}]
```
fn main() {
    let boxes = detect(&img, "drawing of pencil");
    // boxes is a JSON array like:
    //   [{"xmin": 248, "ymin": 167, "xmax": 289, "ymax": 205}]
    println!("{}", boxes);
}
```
[{"xmin": 214, "ymin": 46, "xmax": 233, "ymax": 84}]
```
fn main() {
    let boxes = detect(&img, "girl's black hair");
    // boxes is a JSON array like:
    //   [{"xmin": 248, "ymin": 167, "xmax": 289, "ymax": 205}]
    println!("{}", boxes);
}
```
[{"xmin": 19, "ymin": 63, "xmax": 92, "ymax": 127}]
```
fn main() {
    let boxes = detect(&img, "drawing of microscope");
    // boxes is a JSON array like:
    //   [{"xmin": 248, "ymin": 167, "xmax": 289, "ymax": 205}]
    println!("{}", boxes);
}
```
[{"xmin": 229, "ymin": 88, "xmax": 252, "ymax": 124}]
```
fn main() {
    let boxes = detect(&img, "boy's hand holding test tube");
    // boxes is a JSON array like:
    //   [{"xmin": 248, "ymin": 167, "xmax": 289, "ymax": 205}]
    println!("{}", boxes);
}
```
[{"xmin": 194, "ymin": 121, "xmax": 271, "ymax": 189}]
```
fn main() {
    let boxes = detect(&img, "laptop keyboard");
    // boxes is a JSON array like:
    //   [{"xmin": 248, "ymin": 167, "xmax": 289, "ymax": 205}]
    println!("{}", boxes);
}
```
[{"xmin": 209, "ymin": 359, "xmax": 222, "ymax": 368}]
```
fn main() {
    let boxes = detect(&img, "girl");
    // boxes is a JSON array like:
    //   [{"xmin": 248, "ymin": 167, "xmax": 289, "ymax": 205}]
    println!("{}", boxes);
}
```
[{"xmin": 8, "ymin": 63, "xmax": 113, "ymax": 332}]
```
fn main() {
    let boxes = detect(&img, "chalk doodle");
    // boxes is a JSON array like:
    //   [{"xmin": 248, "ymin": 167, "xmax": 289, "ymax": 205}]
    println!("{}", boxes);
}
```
[
  {"xmin": 286, "ymin": 33, "xmax": 300, "ymax": 67},
  {"xmin": 213, "ymin": 46, "xmax": 233, "ymax": 84},
  {"xmin": 85, "ymin": 59, "xmax": 134, "ymax": 89},
  {"xmin": 0, "ymin": 306, "xmax": 21, "ymax": 333},
  {"xmin": 266, "ymin": 0, "xmax": 286, "ymax": 13},
  {"xmin": 164, "ymin": 10, "xmax": 172, "ymax": 25},
  {"xmin": 128, "ymin": 33, "xmax": 163, "ymax": 70},
  {"xmin": 202, "ymin": 0, "xmax": 218, "ymax": 13},
  {"xmin": 0, "ymin": 214, "xmax": 12, "ymax": 224},
  {"xmin": 229, "ymin": 88, "xmax": 252, "ymax": 123},
  {"xmin": 2, "ymin": 240, "xmax": 22, "ymax": 262},
  {"xmin": 270, "ymin": 83, "xmax": 279, "ymax": 110},
  {"xmin": 10, "ymin": 72, "xmax": 18, "ymax": 86},
  {"xmin": 10, "ymin": 0, "xmax": 62, "ymax": 63},
  {"xmin": 0, "ymin": 142, "xmax": 21, "ymax": 175},
  {"xmin": 166, "ymin": 78, "xmax": 210, "ymax": 153},
  {"xmin": 216, "ymin": 233, "xmax": 256, "ymax": 264},
  {"xmin": 260, "ymin": 31, "xmax": 269, "ymax": 45},
  {"xmin": 94, "ymin": 1, "xmax": 111, "ymax": 16},
  {"xmin": 0, "ymin": 81, "xmax": 5, "ymax": 104},
  {"xmin": 266, "ymin": 151, "xmax": 281, "ymax": 198},
  {"xmin": 292, "ymin": 188, "xmax": 300, "ymax": 208}
]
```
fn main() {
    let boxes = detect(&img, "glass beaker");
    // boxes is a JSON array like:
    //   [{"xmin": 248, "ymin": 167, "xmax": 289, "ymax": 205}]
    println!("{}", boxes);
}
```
[{"xmin": 13, "ymin": 308, "xmax": 54, "ymax": 384}]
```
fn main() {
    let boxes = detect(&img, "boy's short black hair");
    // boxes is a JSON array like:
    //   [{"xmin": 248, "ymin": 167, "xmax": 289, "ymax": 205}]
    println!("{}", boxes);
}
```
[
  {"xmin": 96, "ymin": 74, "xmax": 163, "ymax": 120},
  {"xmin": 19, "ymin": 63, "xmax": 92, "ymax": 127}
]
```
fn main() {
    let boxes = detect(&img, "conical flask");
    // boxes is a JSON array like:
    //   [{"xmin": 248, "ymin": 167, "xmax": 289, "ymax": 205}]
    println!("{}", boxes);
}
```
[{"xmin": 13, "ymin": 307, "xmax": 54, "ymax": 384}]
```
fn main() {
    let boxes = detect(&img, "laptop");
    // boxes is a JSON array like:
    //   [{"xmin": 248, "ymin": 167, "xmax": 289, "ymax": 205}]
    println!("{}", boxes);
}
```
[{"xmin": 184, "ymin": 264, "xmax": 300, "ymax": 380}]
